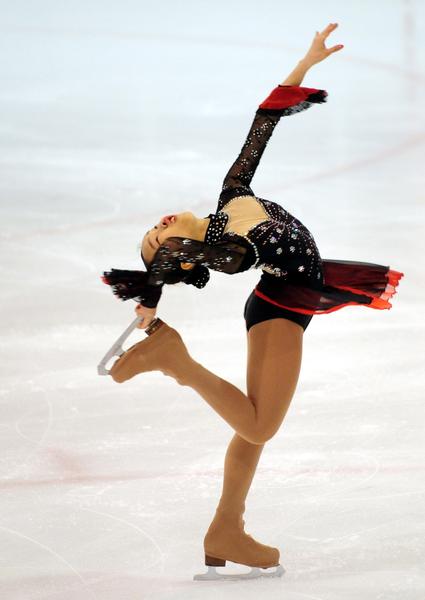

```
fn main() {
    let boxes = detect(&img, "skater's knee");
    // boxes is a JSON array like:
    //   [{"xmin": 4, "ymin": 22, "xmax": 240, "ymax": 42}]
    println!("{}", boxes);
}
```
[{"xmin": 248, "ymin": 426, "xmax": 278, "ymax": 445}]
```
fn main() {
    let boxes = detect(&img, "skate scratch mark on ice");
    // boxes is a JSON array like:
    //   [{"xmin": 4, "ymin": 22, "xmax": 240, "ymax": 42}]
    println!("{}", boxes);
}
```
[
  {"xmin": 8, "ymin": 392, "xmax": 53, "ymax": 480},
  {"xmin": 0, "ymin": 525, "xmax": 98, "ymax": 600},
  {"xmin": 269, "ymin": 131, "xmax": 425, "ymax": 194},
  {"xmin": 23, "ymin": 245, "xmax": 97, "ymax": 272},
  {"xmin": 269, "ymin": 450, "xmax": 381, "ymax": 505},
  {"xmin": 14, "ymin": 398, "xmax": 52, "ymax": 445},
  {"xmin": 254, "ymin": 486, "xmax": 425, "ymax": 540},
  {"xmin": 264, "ymin": 452, "xmax": 381, "ymax": 537},
  {"xmin": 81, "ymin": 507, "xmax": 166, "ymax": 574},
  {"xmin": 288, "ymin": 592, "xmax": 326, "ymax": 600},
  {"xmin": 321, "ymin": 517, "xmax": 407, "ymax": 544},
  {"xmin": 252, "ymin": 451, "xmax": 343, "ymax": 492},
  {"xmin": 344, "ymin": 488, "xmax": 425, "ymax": 502},
  {"xmin": 313, "ymin": 451, "xmax": 381, "ymax": 501}
]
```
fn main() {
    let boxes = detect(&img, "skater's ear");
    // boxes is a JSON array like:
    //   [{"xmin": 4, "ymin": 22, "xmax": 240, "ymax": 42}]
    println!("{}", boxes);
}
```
[{"xmin": 180, "ymin": 262, "xmax": 195, "ymax": 270}]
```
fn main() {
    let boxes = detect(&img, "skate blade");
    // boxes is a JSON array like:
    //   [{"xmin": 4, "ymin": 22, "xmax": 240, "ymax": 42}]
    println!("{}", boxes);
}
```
[
  {"xmin": 193, "ymin": 563, "xmax": 285, "ymax": 581},
  {"xmin": 97, "ymin": 317, "xmax": 165, "ymax": 376}
]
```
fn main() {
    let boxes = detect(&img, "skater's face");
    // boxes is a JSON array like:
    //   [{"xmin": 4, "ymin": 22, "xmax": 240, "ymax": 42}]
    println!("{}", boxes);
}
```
[{"xmin": 140, "ymin": 212, "xmax": 193, "ymax": 267}]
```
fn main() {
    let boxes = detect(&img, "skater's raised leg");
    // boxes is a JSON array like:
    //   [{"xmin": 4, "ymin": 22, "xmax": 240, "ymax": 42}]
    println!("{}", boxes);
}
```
[
  {"xmin": 111, "ymin": 317, "xmax": 303, "ymax": 446},
  {"xmin": 179, "ymin": 317, "xmax": 303, "ymax": 446}
]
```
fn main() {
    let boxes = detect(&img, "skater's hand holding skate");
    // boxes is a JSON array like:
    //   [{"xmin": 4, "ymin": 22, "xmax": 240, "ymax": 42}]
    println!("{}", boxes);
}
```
[
  {"xmin": 303, "ymin": 23, "xmax": 344, "ymax": 67},
  {"xmin": 135, "ymin": 303, "xmax": 157, "ymax": 329}
]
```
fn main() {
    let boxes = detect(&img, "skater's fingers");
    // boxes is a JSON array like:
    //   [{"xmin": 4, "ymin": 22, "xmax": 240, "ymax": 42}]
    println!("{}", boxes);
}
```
[
  {"xmin": 135, "ymin": 303, "xmax": 155, "ymax": 315},
  {"xmin": 327, "ymin": 44, "xmax": 344, "ymax": 54},
  {"xmin": 135, "ymin": 303, "xmax": 157, "ymax": 329},
  {"xmin": 318, "ymin": 22, "xmax": 338, "ymax": 38}
]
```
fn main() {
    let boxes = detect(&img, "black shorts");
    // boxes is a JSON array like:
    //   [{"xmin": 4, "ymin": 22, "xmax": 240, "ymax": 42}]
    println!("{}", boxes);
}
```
[{"xmin": 243, "ymin": 288, "xmax": 313, "ymax": 333}]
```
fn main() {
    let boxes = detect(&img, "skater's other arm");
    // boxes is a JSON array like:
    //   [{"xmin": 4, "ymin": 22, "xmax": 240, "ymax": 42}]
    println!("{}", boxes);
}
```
[
  {"xmin": 135, "ymin": 303, "xmax": 157, "ymax": 329},
  {"xmin": 133, "ymin": 232, "xmax": 249, "ymax": 328}
]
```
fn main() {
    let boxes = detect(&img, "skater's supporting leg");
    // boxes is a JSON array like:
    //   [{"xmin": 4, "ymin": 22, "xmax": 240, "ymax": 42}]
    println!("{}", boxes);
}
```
[
  {"xmin": 205, "ymin": 433, "xmax": 266, "ymax": 562},
  {"xmin": 205, "ymin": 320, "xmax": 300, "ymax": 562},
  {"xmin": 215, "ymin": 433, "xmax": 265, "ymax": 521}
]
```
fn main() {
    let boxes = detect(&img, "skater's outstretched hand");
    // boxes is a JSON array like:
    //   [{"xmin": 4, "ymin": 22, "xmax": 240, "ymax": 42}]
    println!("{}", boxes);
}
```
[
  {"xmin": 135, "ymin": 303, "xmax": 157, "ymax": 329},
  {"xmin": 303, "ymin": 22, "xmax": 344, "ymax": 66}
]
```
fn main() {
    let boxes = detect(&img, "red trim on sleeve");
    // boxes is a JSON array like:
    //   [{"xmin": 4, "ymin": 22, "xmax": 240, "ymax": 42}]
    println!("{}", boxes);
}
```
[{"xmin": 259, "ymin": 85, "xmax": 327, "ymax": 110}]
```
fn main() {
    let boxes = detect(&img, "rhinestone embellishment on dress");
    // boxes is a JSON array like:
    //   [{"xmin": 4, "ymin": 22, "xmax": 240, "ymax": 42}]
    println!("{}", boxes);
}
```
[
  {"xmin": 205, "ymin": 211, "xmax": 230, "ymax": 245},
  {"xmin": 204, "ymin": 196, "xmax": 323, "ymax": 282}
]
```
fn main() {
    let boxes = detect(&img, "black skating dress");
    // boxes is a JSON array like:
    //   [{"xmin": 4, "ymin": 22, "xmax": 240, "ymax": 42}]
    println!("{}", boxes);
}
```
[{"xmin": 102, "ymin": 84, "xmax": 404, "ymax": 322}]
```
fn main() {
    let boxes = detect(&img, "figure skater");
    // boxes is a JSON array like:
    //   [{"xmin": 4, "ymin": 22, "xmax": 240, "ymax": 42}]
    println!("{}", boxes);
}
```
[{"xmin": 102, "ymin": 23, "xmax": 404, "ymax": 580}]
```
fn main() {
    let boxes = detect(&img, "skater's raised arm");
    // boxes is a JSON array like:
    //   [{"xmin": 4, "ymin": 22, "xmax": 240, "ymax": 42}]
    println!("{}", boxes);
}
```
[{"xmin": 218, "ymin": 23, "xmax": 343, "ymax": 207}]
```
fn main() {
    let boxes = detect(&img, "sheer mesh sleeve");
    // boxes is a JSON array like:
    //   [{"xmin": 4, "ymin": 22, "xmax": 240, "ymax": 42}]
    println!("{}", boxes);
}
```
[
  {"xmin": 139, "ymin": 236, "xmax": 249, "ymax": 308},
  {"xmin": 218, "ymin": 84, "xmax": 328, "ymax": 208},
  {"xmin": 219, "ymin": 111, "xmax": 280, "ymax": 204}
]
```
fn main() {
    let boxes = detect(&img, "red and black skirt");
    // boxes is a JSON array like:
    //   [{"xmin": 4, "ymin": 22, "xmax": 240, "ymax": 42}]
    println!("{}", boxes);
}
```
[{"xmin": 254, "ymin": 259, "xmax": 404, "ymax": 315}]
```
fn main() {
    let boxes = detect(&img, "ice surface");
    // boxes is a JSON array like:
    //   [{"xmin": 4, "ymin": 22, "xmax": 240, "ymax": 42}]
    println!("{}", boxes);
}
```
[{"xmin": 1, "ymin": 1, "xmax": 424, "ymax": 599}]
